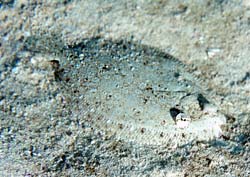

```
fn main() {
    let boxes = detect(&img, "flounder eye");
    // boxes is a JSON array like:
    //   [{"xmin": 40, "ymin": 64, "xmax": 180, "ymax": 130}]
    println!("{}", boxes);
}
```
[{"xmin": 175, "ymin": 113, "xmax": 191, "ymax": 128}]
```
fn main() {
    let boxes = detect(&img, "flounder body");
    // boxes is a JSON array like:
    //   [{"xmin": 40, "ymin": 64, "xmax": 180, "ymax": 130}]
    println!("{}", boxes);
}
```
[{"xmin": 62, "ymin": 38, "xmax": 226, "ymax": 146}]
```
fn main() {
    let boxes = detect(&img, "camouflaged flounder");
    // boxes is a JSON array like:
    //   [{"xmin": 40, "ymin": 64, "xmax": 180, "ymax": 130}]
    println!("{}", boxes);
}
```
[
  {"xmin": 58, "ymin": 37, "xmax": 226, "ymax": 147},
  {"xmin": 25, "ymin": 36, "xmax": 227, "ymax": 147}
]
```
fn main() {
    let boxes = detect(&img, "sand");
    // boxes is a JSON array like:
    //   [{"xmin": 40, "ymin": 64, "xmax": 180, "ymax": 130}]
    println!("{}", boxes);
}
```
[{"xmin": 0, "ymin": 0, "xmax": 249, "ymax": 176}]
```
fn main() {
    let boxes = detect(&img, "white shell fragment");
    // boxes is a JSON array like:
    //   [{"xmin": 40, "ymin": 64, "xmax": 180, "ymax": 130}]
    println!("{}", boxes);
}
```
[
  {"xmin": 62, "ymin": 38, "xmax": 227, "ymax": 147},
  {"xmin": 206, "ymin": 48, "xmax": 222, "ymax": 59}
]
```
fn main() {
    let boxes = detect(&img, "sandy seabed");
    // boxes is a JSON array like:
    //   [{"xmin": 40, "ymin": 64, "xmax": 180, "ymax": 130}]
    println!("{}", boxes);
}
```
[{"xmin": 0, "ymin": 0, "xmax": 250, "ymax": 176}]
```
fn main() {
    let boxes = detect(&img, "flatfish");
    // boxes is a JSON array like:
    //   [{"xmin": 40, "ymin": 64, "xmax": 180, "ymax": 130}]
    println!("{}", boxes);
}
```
[
  {"xmin": 61, "ymin": 37, "xmax": 226, "ymax": 147},
  {"xmin": 23, "ymin": 36, "xmax": 226, "ymax": 147}
]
